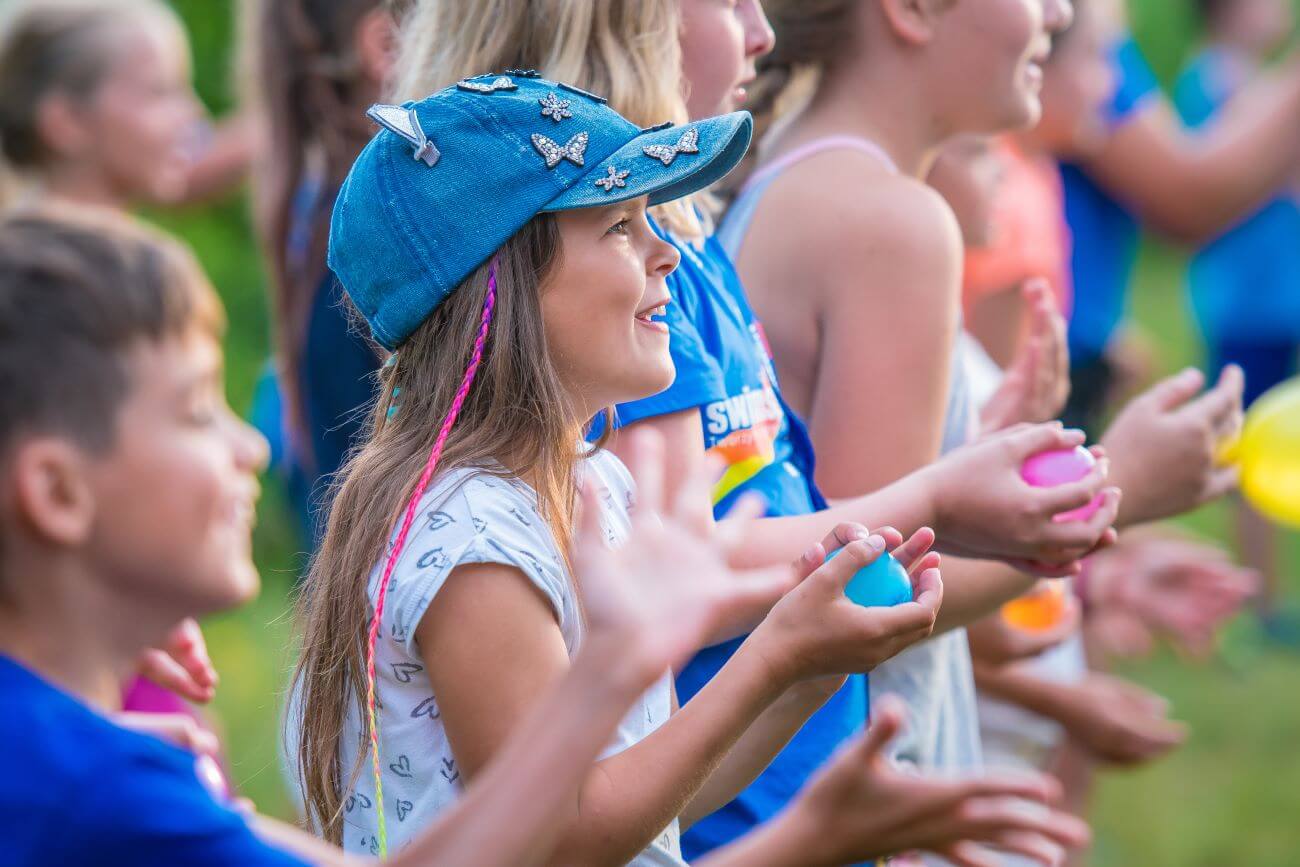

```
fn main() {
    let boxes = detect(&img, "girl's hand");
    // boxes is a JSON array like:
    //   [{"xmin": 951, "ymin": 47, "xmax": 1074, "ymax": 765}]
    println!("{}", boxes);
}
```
[
  {"xmin": 136, "ymin": 618, "xmax": 217, "ymax": 704},
  {"xmin": 1101, "ymin": 365, "xmax": 1243, "ymax": 526},
  {"xmin": 1054, "ymin": 673, "xmax": 1187, "ymax": 767},
  {"xmin": 923, "ymin": 423, "xmax": 1121, "ymax": 575},
  {"xmin": 1084, "ymin": 534, "xmax": 1257, "ymax": 659},
  {"xmin": 966, "ymin": 593, "xmax": 1082, "ymax": 666},
  {"xmin": 573, "ymin": 429, "xmax": 797, "ymax": 686},
  {"xmin": 979, "ymin": 280, "xmax": 1071, "ymax": 433},
  {"xmin": 771, "ymin": 696, "xmax": 1091, "ymax": 867},
  {"xmin": 114, "ymin": 711, "xmax": 220, "ymax": 756},
  {"xmin": 748, "ymin": 526, "xmax": 943, "ymax": 685}
]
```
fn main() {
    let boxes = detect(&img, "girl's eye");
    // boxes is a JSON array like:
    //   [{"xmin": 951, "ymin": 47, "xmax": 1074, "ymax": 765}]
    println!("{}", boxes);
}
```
[{"xmin": 607, "ymin": 218, "xmax": 631, "ymax": 236}]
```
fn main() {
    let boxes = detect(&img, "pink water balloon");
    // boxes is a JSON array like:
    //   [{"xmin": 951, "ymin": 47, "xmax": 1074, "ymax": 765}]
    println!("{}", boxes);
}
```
[{"xmin": 1021, "ymin": 445, "xmax": 1103, "ymax": 522}]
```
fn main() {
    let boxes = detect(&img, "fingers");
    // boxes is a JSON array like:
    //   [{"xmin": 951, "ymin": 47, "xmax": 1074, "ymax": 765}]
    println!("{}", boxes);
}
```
[
  {"xmin": 985, "ymin": 832, "xmax": 1068, "ymax": 866},
  {"xmin": 816, "ymin": 535, "xmax": 887, "ymax": 591},
  {"xmin": 956, "ymin": 796, "xmax": 1091, "ymax": 850},
  {"xmin": 1043, "ymin": 488, "xmax": 1122, "ymax": 551},
  {"xmin": 1184, "ymin": 363, "xmax": 1244, "ymax": 433},
  {"xmin": 575, "ymin": 477, "xmax": 608, "ymax": 551},
  {"xmin": 1142, "ymin": 367, "xmax": 1206, "ymax": 412},
  {"xmin": 714, "ymin": 491, "xmax": 768, "ymax": 551},
  {"xmin": 910, "ymin": 567, "xmax": 944, "ymax": 615},
  {"xmin": 858, "ymin": 693, "xmax": 908, "ymax": 759},
  {"xmin": 820, "ymin": 521, "xmax": 874, "ymax": 555},
  {"xmin": 116, "ymin": 711, "xmax": 219, "ymax": 755},
  {"xmin": 1004, "ymin": 422, "xmax": 1085, "ymax": 460},
  {"xmin": 168, "ymin": 619, "xmax": 216, "ymax": 690},
  {"xmin": 623, "ymin": 428, "xmax": 665, "ymax": 517},
  {"xmin": 138, "ymin": 649, "xmax": 215, "ymax": 704},
  {"xmin": 1201, "ymin": 463, "xmax": 1239, "ymax": 502},
  {"xmin": 893, "ymin": 527, "xmax": 937, "ymax": 571},
  {"xmin": 1036, "ymin": 456, "xmax": 1109, "ymax": 515}
]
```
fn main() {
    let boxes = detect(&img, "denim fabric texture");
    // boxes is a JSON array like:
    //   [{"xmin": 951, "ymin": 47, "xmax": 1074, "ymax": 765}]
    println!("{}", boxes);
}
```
[{"xmin": 328, "ymin": 72, "xmax": 753, "ymax": 350}]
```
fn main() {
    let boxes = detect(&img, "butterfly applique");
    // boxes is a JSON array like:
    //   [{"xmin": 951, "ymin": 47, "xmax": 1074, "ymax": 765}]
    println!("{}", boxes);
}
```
[
  {"xmin": 531, "ymin": 131, "xmax": 589, "ymax": 169},
  {"xmin": 366, "ymin": 103, "xmax": 440, "ymax": 167},
  {"xmin": 456, "ymin": 75, "xmax": 517, "ymax": 94},
  {"xmin": 642, "ymin": 128, "xmax": 699, "ymax": 166}
]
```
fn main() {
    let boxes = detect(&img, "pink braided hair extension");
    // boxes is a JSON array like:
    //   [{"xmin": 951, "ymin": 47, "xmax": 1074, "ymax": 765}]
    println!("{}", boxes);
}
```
[{"xmin": 364, "ymin": 258, "xmax": 499, "ymax": 857}]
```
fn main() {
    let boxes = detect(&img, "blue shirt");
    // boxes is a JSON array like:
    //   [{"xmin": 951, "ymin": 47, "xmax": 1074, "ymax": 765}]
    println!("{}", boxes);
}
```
[
  {"xmin": 600, "ymin": 225, "xmax": 864, "ymax": 860},
  {"xmin": 0, "ymin": 656, "xmax": 308, "ymax": 867},
  {"xmin": 1173, "ymin": 49, "xmax": 1300, "ymax": 343},
  {"xmin": 1061, "ymin": 35, "xmax": 1162, "ymax": 360}
]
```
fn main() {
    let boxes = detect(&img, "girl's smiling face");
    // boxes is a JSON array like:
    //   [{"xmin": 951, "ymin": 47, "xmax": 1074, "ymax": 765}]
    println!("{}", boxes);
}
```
[
  {"xmin": 930, "ymin": 0, "xmax": 1059, "ymax": 136},
  {"xmin": 540, "ymin": 198, "xmax": 681, "ymax": 419},
  {"xmin": 678, "ymin": 0, "xmax": 776, "ymax": 118}
]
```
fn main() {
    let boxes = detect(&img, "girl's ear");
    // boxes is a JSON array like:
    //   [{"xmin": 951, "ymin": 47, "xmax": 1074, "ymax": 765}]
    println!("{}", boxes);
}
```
[
  {"xmin": 879, "ymin": 0, "xmax": 942, "ymax": 47},
  {"xmin": 10, "ymin": 438, "xmax": 98, "ymax": 548},
  {"xmin": 355, "ymin": 7, "xmax": 399, "ymax": 89},
  {"xmin": 34, "ymin": 93, "xmax": 96, "ymax": 162}
]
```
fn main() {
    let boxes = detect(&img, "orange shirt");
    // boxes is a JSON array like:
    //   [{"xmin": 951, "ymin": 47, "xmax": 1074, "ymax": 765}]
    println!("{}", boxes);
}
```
[{"xmin": 963, "ymin": 137, "xmax": 1072, "ymax": 317}]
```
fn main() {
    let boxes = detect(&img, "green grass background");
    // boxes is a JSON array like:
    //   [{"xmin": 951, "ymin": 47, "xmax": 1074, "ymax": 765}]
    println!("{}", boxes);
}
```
[{"xmin": 160, "ymin": 2, "xmax": 1300, "ymax": 863}]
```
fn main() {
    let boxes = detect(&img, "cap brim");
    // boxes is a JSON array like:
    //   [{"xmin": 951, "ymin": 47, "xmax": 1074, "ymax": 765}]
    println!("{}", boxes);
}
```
[{"xmin": 542, "ymin": 111, "xmax": 752, "ymax": 212}]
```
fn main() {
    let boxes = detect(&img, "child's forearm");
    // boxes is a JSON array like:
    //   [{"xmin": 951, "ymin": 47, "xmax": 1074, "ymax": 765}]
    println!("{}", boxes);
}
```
[
  {"xmin": 394, "ymin": 634, "xmax": 659, "ymax": 867},
  {"xmin": 933, "ymin": 557, "xmax": 1037, "ymax": 634},
  {"xmin": 540, "ymin": 640, "xmax": 794, "ymax": 867},
  {"xmin": 971, "ymin": 659, "xmax": 1076, "ymax": 723},
  {"xmin": 694, "ymin": 805, "xmax": 838, "ymax": 867},
  {"xmin": 732, "ymin": 474, "xmax": 937, "ymax": 569},
  {"xmin": 680, "ymin": 675, "xmax": 844, "ymax": 828}
]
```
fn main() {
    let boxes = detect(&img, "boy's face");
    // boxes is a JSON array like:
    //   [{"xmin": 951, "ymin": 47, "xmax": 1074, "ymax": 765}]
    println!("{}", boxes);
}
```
[{"xmin": 85, "ymin": 331, "xmax": 268, "ymax": 618}]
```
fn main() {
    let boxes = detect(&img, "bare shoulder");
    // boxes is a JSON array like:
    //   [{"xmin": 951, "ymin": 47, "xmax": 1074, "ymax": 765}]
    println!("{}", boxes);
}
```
[{"xmin": 753, "ymin": 152, "xmax": 963, "ymax": 303}]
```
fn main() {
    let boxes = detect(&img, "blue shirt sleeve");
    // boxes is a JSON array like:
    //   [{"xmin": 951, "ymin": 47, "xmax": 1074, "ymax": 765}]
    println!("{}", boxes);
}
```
[
  {"xmin": 72, "ymin": 747, "xmax": 311, "ymax": 867},
  {"xmin": 1110, "ymin": 35, "xmax": 1161, "ymax": 123}
]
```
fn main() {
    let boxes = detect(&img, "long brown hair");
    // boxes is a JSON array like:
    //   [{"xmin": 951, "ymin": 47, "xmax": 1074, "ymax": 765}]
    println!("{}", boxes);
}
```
[
  {"xmin": 247, "ymin": 0, "xmax": 384, "ymax": 469},
  {"xmin": 289, "ymin": 214, "xmax": 600, "ymax": 843}
]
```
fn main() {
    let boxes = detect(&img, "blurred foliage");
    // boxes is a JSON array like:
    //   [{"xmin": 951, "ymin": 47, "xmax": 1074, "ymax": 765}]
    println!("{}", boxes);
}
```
[{"xmin": 162, "ymin": 1, "xmax": 1300, "ymax": 861}]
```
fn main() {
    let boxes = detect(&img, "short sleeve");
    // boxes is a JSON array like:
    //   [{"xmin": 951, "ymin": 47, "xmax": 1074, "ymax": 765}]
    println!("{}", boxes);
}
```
[
  {"xmin": 1109, "ymin": 36, "xmax": 1161, "ymax": 124},
  {"xmin": 382, "ymin": 475, "xmax": 577, "ymax": 657},
  {"xmin": 72, "ymin": 747, "xmax": 310, "ymax": 867}
]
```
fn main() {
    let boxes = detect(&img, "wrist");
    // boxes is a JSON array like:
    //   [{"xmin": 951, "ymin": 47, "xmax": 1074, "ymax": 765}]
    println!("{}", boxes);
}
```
[
  {"xmin": 734, "ymin": 628, "xmax": 803, "ymax": 698},
  {"xmin": 572, "ymin": 631, "xmax": 666, "ymax": 702}
]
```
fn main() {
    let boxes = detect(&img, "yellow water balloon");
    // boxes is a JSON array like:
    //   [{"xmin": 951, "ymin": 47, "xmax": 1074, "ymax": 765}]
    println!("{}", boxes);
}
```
[{"xmin": 1233, "ymin": 377, "xmax": 1300, "ymax": 529}]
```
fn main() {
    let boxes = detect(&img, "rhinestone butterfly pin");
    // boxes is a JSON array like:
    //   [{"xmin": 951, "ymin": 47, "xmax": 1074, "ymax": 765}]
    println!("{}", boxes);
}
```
[
  {"xmin": 456, "ymin": 75, "xmax": 517, "ymax": 94},
  {"xmin": 531, "ymin": 131, "xmax": 588, "ymax": 169},
  {"xmin": 366, "ymin": 104, "xmax": 440, "ymax": 167},
  {"xmin": 594, "ymin": 166, "xmax": 630, "ymax": 192},
  {"xmin": 642, "ymin": 128, "xmax": 700, "ymax": 166},
  {"xmin": 538, "ymin": 92, "xmax": 573, "ymax": 123}
]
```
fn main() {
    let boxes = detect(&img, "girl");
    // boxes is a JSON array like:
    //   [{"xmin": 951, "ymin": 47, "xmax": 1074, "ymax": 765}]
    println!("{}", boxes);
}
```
[
  {"xmin": 0, "ymin": 0, "xmax": 255, "ymax": 211},
  {"xmin": 290, "ymin": 72, "xmax": 967, "ymax": 864},
  {"xmin": 248, "ymin": 0, "xmax": 402, "ymax": 541},
  {"xmin": 392, "ymin": 0, "xmax": 1118, "ymax": 858}
]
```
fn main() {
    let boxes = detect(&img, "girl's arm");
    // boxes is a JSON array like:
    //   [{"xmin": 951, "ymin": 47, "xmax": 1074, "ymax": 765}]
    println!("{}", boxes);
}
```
[
  {"xmin": 417, "ymin": 491, "xmax": 941, "ymax": 867},
  {"xmin": 680, "ymin": 529, "xmax": 942, "ymax": 828},
  {"xmin": 695, "ymin": 697, "xmax": 1092, "ymax": 867},
  {"xmin": 1082, "ymin": 57, "xmax": 1300, "ymax": 245}
]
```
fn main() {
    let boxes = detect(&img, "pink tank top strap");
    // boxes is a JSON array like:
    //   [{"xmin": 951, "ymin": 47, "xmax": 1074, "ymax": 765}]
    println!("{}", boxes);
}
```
[{"xmin": 740, "ymin": 134, "xmax": 899, "ymax": 196}]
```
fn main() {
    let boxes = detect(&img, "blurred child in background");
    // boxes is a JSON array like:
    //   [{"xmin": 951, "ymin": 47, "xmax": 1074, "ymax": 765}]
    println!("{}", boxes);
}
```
[
  {"xmin": 1175, "ymin": 0, "xmax": 1300, "ymax": 636},
  {"xmin": 0, "ymin": 0, "xmax": 255, "ymax": 213},
  {"xmin": 247, "ymin": 0, "xmax": 399, "ymax": 544},
  {"xmin": 1056, "ymin": 0, "xmax": 1300, "ymax": 438}
]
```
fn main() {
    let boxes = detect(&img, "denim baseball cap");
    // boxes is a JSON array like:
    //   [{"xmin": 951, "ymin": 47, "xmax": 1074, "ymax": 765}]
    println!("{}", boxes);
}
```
[{"xmin": 328, "ymin": 71, "xmax": 753, "ymax": 350}]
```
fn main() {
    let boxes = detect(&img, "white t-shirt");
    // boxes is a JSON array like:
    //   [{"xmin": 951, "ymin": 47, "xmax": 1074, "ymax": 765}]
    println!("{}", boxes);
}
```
[{"xmin": 329, "ymin": 450, "xmax": 684, "ymax": 865}]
